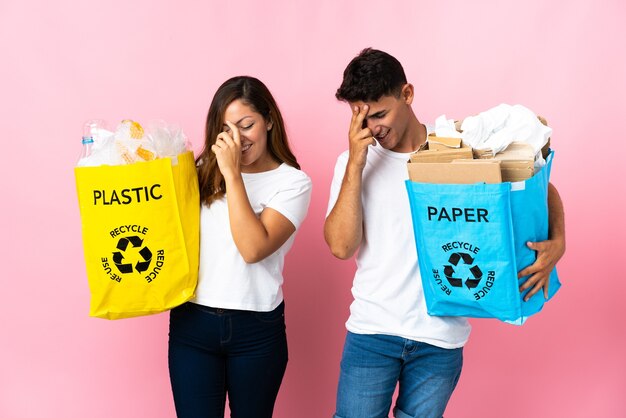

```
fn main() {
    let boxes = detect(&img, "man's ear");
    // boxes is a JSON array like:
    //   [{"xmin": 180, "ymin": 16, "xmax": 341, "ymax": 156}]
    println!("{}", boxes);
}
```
[{"xmin": 402, "ymin": 83, "xmax": 414, "ymax": 105}]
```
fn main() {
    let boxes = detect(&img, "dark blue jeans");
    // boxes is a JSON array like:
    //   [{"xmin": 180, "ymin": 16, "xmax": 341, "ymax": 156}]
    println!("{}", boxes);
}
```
[{"xmin": 168, "ymin": 302, "xmax": 288, "ymax": 418}]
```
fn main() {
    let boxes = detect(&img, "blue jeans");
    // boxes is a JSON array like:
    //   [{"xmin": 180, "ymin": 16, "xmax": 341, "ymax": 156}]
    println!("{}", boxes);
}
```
[
  {"xmin": 168, "ymin": 302, "xmax": 288, "ymax": 418},
  {"xmin": 334, "ymin": 332, "xmax": 463, "ymax": 418}
]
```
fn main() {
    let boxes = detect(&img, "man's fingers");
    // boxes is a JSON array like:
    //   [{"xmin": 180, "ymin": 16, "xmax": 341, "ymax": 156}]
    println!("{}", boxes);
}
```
[
  {"xmin": 519, "ymin": 268, "xmax": 547, "ymax": 291},
  {"xmin": 527, "ymin": 240, "xmax": 548, "ymax": 251},
  {"xmin": 517, "ymin": 263, "xmax": 539, "ymax": 279},
  {"xmin": 523, "ymin": 282, "xmax": 542, "ymax": 301},
  {"xmin": 519, "ymin": 273, "xmax": 537, "ymax": 292},
  {"xmin": 354, "ymin": 127, "xmax": 374, "ymax": 141},
  {"xmin": 518, "ymin": 239, "xmax": 559, "ymax": 301},
  {"xmin": 350, "ymin": 106, "xmax": 359, "ymax": 132},
  {"xmin": 523, "ymin": 277, "xmax": 549, "ymax": 301},
  {"xmin": 351, "ymin": 105, "xmax": 369, "ymax": 134},
  {"xmin": 519, "ymin": 270, "xmax": 550, "ymax": 299}
]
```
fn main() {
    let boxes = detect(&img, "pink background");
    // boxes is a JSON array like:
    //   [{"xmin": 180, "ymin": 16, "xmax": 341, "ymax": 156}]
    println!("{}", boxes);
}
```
[{"xmin": 1, "ymin": 1, "xmax": 624, "ymax": 417}]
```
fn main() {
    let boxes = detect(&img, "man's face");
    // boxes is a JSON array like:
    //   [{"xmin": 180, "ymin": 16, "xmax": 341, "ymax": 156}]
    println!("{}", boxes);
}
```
[{"xmin": 349, "ymin": 85, "xmax": 414, "ymax": 153}]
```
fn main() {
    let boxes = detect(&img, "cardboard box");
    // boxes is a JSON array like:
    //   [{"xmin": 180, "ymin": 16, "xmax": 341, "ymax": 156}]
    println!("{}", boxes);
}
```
[
  {"xmin": 408, "ymin": 135, "xmax": 501, "ymax": 184},
  {"xmin": 411, "ymin": 135, "xmax": 539, "ymax": 183},
  {"xmin": 408, "ymin": 159, "xmax": 502, "ymax": 184}
]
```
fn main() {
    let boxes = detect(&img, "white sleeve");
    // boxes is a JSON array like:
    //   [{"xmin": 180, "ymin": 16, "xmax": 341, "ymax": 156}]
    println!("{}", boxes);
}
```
[
  {"xmin": 326, "ymin": 151, "xmax": 349, "ymax": 217},
  {"xmin": 266, "ymin": 170, "xmax": 312, "ymax": 230}
]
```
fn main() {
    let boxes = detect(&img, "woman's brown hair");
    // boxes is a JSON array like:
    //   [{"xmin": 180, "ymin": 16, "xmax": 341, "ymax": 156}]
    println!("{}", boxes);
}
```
[{"xmin": 196, "ymin": 76, "xmax": 300, "ymax": 206}]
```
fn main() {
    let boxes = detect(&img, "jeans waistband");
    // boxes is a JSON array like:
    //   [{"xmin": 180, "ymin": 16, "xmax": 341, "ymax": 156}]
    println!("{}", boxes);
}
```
[
  {"xmin": 186, "ymin": 302, "xmax": 234, "ymax": 314},
  {"xmin": 186, "ymin": 301, "xmax": 284, "ymax": 315}
]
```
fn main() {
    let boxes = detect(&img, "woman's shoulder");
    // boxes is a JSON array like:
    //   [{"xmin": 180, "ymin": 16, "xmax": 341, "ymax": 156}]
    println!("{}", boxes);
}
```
[{"xmin": 278, "ymin": 163, "xmax": 311, "ymax": 180}]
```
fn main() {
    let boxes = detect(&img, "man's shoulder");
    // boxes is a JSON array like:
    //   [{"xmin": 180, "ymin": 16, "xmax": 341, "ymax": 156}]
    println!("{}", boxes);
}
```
[{"xmin": 332, "ymin": 150, "xmax": 350, "ymax": 169}]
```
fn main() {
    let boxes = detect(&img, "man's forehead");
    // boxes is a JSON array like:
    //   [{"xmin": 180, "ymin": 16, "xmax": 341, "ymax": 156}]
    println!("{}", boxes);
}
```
[{"xmin": 348, "ymin": 99, "xmax": 389, "ymax": 113}]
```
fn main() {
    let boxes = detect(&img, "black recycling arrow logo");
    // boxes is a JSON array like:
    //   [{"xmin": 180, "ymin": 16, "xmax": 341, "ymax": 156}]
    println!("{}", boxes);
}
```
[
  {"xmin": 443, "ymin": 265, "xmax": 462, "ymax": 288},
  {"xmin": 135, "ymin": 246, "xmax": 152, "ymax": 272},
  {"xmin": 444, "ymin": 252, "xmax": 483, "ymax": 289},
  {"xmin": 466, "ymin": 265, "xmax": 483, "ymax": 289},
  {"xmin": 113, "ymin": 236, "xmax": 152, "ymax": 274}
]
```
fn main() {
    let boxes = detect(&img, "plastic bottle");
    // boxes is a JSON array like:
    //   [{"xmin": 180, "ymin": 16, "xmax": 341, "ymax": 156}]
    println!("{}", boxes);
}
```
[{"xmin": 78, "ymin": 119, "xmax": 105, "ymax": 165}]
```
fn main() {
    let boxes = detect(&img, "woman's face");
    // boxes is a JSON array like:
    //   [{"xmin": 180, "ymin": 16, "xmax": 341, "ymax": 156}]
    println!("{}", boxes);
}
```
[{"xmin": 222, "ymin": 99, "xmax": 277, "ymax": 173}]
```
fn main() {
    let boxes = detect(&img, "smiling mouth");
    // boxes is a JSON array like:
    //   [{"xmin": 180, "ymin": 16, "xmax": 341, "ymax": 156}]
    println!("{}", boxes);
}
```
[
  {"xmin": 241, "ymin": 143, "xmax": 252, "ymax": 153},
  {"xmin": 375, "ymin": 130, "xmax": 389, "ymax": 142}
]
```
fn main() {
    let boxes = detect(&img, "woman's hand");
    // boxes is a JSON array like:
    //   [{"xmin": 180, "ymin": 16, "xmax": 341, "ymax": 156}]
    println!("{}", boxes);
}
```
[{"xmin": 211, "ymin": 120, "xmax": 242, "ymax": 181}]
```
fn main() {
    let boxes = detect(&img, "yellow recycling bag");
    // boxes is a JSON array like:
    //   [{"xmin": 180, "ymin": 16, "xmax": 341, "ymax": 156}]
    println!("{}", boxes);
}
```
[{"xmin": 75, "ymin": 151, "xmax": 199, "ymax": 319}]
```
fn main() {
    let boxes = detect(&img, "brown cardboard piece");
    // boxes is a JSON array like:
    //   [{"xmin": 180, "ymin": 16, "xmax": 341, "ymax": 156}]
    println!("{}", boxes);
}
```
[
  {"xmin": 409, "ymin": 148, "xmax": 474, "ymax": 163},
  {"xmin": 410, "ymin": 135, "xmax": 473, "ymax": 163},
  {"xmin": 473, "ymin": 149, "xmax": 495, "ymax": 159},
  {"xmin": 471, "ymin": 142, "xmax": 535, "ymax": 182},
  {"xmin": 407, "ymin": 159, "xmax": 502, "ymax": 184},
  {"xmin": 407, "ymin": 128, "xmax": 543, "ymax": 183},
  {"xmin": 494, "ymin": 142, "xmax": 535, "ymax": 182},
  {"xmin": 426, "ymin": 135, "xmax": 462, "ymax": 150},
  {"xmin": 408, "ymin": 134, "xmax": 501, "ymax": 183}
]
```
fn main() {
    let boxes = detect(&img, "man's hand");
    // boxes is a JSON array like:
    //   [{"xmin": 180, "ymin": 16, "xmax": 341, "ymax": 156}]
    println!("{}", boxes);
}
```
[
  {"xmin": 518, "ymin": 237, "xmax": 565, "ymax": 301},
  {"xmin": 347, "ymin": 105, "xmax": 376, "ymax": 171}
]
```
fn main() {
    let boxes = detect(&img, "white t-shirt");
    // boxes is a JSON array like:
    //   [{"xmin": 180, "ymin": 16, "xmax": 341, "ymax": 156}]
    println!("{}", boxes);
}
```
[
  {"xmin": 327, "ymin": 132, "xmax": 471, "ymax": 349},
  {"xmin": 194, "ymin": 163, "xmax": 312, "ymax": 312}
]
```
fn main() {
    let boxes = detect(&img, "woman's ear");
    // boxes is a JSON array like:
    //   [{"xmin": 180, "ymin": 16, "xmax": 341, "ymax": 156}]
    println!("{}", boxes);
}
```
[{"xmin": 267, "ymin": 120, "xmax": 273, "ymax": 131}]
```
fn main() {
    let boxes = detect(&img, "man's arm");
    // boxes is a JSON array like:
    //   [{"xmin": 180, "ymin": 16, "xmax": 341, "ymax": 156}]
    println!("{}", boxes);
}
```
[
  {"xmin": 518, "ymin": 182, "xmax": 566, "ymax": 300},
  {"xmin": 324, "ymin": 105, "xmax": 376, "ymax": 259}
]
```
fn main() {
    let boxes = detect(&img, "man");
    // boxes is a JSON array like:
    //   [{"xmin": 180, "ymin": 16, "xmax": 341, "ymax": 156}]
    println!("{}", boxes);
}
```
[{"xmin": 324, "ymin": 48, "xmax": 565, "ymax": 418}]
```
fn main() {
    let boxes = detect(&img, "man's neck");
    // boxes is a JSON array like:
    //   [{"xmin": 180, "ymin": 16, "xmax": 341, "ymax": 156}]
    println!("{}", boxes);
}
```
[{"xmin": 397, "ymin": 115, "xmax": 426, "ymax": 153}]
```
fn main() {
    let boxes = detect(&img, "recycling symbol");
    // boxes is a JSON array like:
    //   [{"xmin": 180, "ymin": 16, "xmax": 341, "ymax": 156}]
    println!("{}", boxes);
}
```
[
  {"xmin": 112, "ymin": 236, "xmax": 153, "ymax": 274},
  {"xmin": 443, "ymin": 252, "xmax": 483, "ymax": 290}
]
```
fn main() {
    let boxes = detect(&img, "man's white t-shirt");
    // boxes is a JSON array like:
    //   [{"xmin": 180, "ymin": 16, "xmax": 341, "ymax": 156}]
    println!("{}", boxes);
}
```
[
  {"xmin": 327, "ymin": 134, "xmax": 471, "ymax": 349},
  {"xmin": 194, "ymin": 163, "xmax": 312, "ymax": 312}
]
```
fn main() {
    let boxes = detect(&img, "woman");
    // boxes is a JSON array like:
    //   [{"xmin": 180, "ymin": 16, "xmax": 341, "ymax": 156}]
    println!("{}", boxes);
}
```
[{"xmin": 168, "ymin": 76, "xmax": 312, "ymax": 418}]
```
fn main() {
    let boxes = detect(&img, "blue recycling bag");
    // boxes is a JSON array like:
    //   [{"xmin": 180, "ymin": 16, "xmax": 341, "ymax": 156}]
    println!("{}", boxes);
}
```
[{"xmin": 405, "ymin": 152, "xmax": 560, "ymax": 325}]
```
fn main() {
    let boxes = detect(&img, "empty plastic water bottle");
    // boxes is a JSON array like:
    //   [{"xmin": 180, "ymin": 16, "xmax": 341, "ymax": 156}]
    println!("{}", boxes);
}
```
[{"xmin": 78, "ymin": 119, "xmax": 105, "ymax": 165}]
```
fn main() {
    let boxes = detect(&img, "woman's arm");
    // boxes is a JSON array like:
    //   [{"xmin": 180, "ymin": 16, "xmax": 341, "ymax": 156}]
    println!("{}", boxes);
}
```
[{"xmin": 212, "ymin": 121, "xmax": 296, "ymax": 263}]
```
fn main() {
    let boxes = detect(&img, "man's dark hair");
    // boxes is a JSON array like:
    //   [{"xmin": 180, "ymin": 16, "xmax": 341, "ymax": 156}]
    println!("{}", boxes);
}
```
[{"xmin": 336, "ymin": 48, "xmax": 407, "ymax": 102}]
